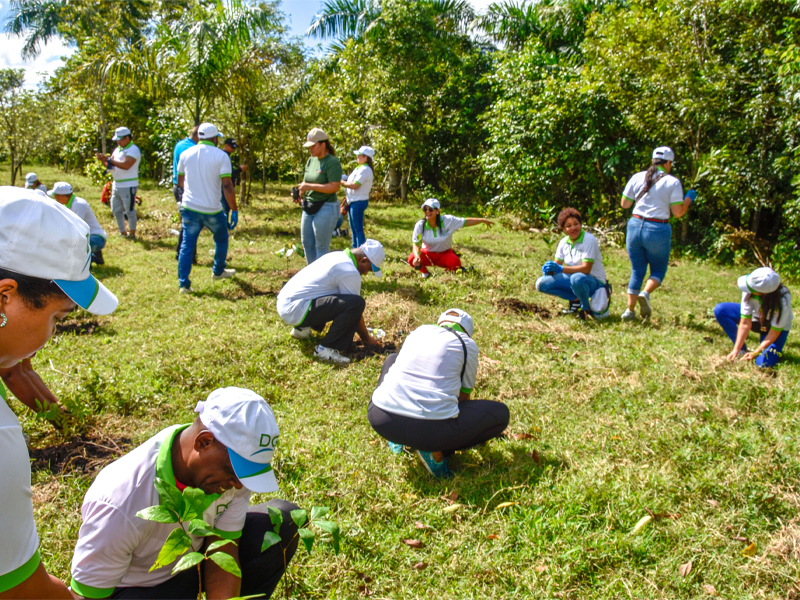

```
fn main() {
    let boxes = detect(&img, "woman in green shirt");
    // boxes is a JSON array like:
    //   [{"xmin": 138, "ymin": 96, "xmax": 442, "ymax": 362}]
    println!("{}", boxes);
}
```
[{"xmin": 294, "ymin": 128, "xmax": 343, "ymax": 264}]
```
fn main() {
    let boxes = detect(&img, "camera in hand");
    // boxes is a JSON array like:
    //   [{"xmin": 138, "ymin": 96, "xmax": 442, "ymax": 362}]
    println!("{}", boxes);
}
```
[{"xmin": 291, "ymin": 186, "xmax": 300, "ymax": 201}]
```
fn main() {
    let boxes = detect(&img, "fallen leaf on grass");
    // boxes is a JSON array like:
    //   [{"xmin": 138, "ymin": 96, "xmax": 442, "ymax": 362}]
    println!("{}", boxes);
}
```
[
  {"xmin": 495, "ymin": 502, "xmax": 517, "ymax": 509},
  {"xmin": 678, "ymin": 560, "xmax": 693, "ymax": 578},
  {"xmin": 414, "ymin": 521, "xmax": 429, "ymax": 530},
  {"xmin": 512, "ymin": 432, "xmax": 533, "ymax": 441},
  {"xmin": 535, "ymin": 566, "xmax": 547, "ymax": 573},
  {"xmin": 446, "ymin": 491, "xmax": 458, "ymax": 504},
  {"xmin": 703, "ymin": 336, "xmax": 714, "ymax": 343},
  {"xmin": 412, "ymin": 562, "xmax": 428, "ymax": 570},
  {"xmin": 486, "ymin": 534, "xmax": 499, "ymax": 540},
  {"xmin": 481, "ymin": 355, "xmax": 502, "ymax": 365},
  {"xmin": 741, "ymin": 542, "xmax": 757, "ymax": 556},
  {"xmin": 545, "ymin": 344, "xmax": 561, "ymax": 352},
  {"xmin": 706, "ymin": 499, "xmax": 719, "ymax": 508},
  {"xmin": 731, "ymin": 536, "xmax": 750, "ymax": 544},
  {"xmin": 702, "ymin": 584, "xmax": 717, "ymax": 596},
  {"xmin": 403, "ymin": 539, "xmax": 424, "ymax": 549},
  {"xmin": 530, "ymin": 450, "xmax": 542, "ymax": 465},
  {"xmin": 631, "ymin": 515, "xmax": 652, "ymax": 535},
  {"xmin": 570, "ymin": 351, "xmax": 581, "ymax": 359},
  {"xmin": 645, "ymin": 507, "xmax": 681, "ymax": 521},
  {"xmin": 648, "ymin": 354, "xmax": 659, "ymax": 363},
  {"xmin": 358, "ymin": 585, "xmax": 373, "ymax": 596},
  {"xmin": 355, "ymin": 572, "xmax": 372, "ymax": 583},
  {"xmin": 442, "ymin": 503, "xmax": 462, "ymax": 513}
]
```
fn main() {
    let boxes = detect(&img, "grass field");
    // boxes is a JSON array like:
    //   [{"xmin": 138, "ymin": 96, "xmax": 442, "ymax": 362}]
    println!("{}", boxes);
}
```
[{"xmin": 3, "ymin": 164, "xmax": 800, "ymax": 599}]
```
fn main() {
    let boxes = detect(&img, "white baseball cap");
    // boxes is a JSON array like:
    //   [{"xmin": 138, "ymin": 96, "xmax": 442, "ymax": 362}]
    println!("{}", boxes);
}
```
[
  {"xmin": 737, "ymin": 267, "xmax": 781, "ymax": 294},
  {"xmin": 112, "ymin": 126, "xmax": 131, "ymax": 141},
  {"xmin": 0, "ymin": 187, "xmax": 118, "ymax": 315},
  {"xmin": 360, "ymin": 239, "xmax": 385, "ymax": 278},
  {"xmin": 652, "ymin": 146, "xmax": 675, "ymax": 162},
  {"xmin": 354, "ymin": 146, "xmax": 375, "ymax": 157},
  {"xmin": 48, "ymin": 181, "xmax": 73, "ymax": 196},
  {"xmin": 438, "ymin": 308, "xmax": 475, "ymax": 337},
  {"xmin": 25, "ymin": 172, "xmax": 38, "ymax": 185},
  {"xmin": 195, "ymin": 387, "xmax": 280, "ymax": 494},
  {"xmin": 198, "ymin": 123, "xmax": 223, "ymax": 140},
  {"xmin": 421, "ymin": 198, "xmax": 441, "ymax": 210}
]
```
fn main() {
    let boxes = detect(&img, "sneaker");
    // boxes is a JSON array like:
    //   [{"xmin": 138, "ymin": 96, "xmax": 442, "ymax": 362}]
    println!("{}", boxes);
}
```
[
  {"xmin": 314, "ymin": 344, "xmax": 350, "ymax": 365},
  {"xmin": 577, "ymin": 309, "xmax": 588, "ymax": 321},
  {"xmin": 415, "ymin": 450, "xmax": 454, "ymax": 478},
  {"xmin": 638, "ymin": 291, "xmax": 652, "ymax": 319},
  {"xmin": 562, "ymin": 300, "xmax": 581, "ymax": 314},
  {"xmin": 212, "ymin": 269, "xmax": 236, "ymax": 280},
  {"xmin": 621, "ymin": 308, "xmax": 637, "ymax": 321},
  {"xmin": 340, "ymin": 228, "xmax": 349, "ymax": 239},
  {"xmin": 421, "ymin": 272, "xmax": 431, "ymax": 279},
  {"xmin": 388, "ymin": 441, "xmax": 404, "ymax": 454},
  {"xmin": 290, "ymin": 327, "xmax": 312, "ymax": 340},
  {"xmin": 179, "ymin": 286, "xmax": 191, "ymax": 294},
  {"xmin": 91, "ymin": 250, "xmax": 105, "ymax": 265}
]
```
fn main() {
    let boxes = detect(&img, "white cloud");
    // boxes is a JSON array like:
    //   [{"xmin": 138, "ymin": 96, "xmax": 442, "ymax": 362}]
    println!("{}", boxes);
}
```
[{"xmin": 0, "ymin": 33, "xmax": 74, "ymax": 89}]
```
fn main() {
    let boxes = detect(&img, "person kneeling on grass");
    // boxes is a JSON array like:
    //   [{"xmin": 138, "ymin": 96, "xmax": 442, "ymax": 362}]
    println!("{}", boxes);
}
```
[
  {"xmin": 49, "ymin": 182, "xmax": 108, "ymax": 266},
  {"xmin": 276, "ymin": 239, "xmax": 385, "ymax": 365},
  {"xmin": 69, "ymin": 387, "xmax": 301, "ymax": 600},
  {"xmin": 368, "ymin": 309, "xmax": 510, "ymax": 478},
  {"xmin": 713, "ymin": 267, "xmax": 793, "ymax": 368},
  {"xmin": 535, "ymin": 207, "xmax": 610, "ymax": 321}
]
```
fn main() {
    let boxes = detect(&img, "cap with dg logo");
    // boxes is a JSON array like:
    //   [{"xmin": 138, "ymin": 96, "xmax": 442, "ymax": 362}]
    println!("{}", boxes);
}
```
[{"xmin": 195, "ymin": 387, "xmax": 280, "ymax": 494}]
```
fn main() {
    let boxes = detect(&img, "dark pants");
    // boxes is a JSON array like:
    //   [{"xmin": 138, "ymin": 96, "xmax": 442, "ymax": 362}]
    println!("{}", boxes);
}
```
[
  {"xmin": 367, "ymin": 354, "xmax": 510, "ymax": 453},
  {"xmin": 300, "ymin": 294, "xmax": 365, "ymax": 352},
  {"xmin": 110, "ymin": 500, "xmax": 300, "ymax": 600}
]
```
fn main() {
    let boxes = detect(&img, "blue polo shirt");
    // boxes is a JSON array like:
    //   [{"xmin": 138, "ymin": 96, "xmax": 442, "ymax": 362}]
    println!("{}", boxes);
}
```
[{"xmin": 172, "ymin": 138, "xmax": 196, "ymax": 184}]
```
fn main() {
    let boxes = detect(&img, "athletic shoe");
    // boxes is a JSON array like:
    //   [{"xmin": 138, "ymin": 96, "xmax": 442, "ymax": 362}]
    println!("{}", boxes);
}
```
[
  {"xmin": 621, "ymin": 308, "xmax": 637, "ymax": 321},
  {"xmin": 179, "ymin": 286, "xmax": 191, "ymax": 294},
  {"xmin": 421, "ymin": 272, "xmax": 431, "ymax": 279},
  {"xmin": 91, "ymin": 250, "xmax": 105, "ymax": 265},
  {"xmin": 388, "ymin": 441, "xmax": 404, "ymax": 454},
  {"xmin": 340, "ymin": 228, "xmax": 349, "ymax": 239},
  {"xmin": 562, "ymin": 300, "xmax": 581, "ymax": 314},
  {"xmin": 415, "ymin": 450, "xmax": 454, "ymax": 478},
  {"xmin": 638, "ymin": 291, "xmax": 652, "ymax": 319},
  {"xmin": 314, "ymin": 345, "xmax": 350, "ymax": 365},
  {"xmin": 212, "ymin": 269, "xmax": 236, "ymax": 280},
  {"xmin": 577, "ymin": 309, "xmax": 587, "ymax": 321},
  {"xmin": 290, "ymin": 327, "xmax": 312, "ymax": 340}
]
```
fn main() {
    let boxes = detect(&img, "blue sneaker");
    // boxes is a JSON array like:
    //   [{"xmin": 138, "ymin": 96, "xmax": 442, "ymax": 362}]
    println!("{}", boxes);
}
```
[
  {"xmin": 415, "ymin": 450, "xmax": 454, "ymax": 478},
  {"xmin": 388, "ymin": 441, "xmax": 404, "ymax": 454}
]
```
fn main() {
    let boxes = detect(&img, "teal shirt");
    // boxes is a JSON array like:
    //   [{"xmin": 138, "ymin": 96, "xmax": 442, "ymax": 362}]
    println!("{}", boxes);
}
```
[{"xmin": 303, "ymin": 154, "xmax": 343, "ymax": 203}]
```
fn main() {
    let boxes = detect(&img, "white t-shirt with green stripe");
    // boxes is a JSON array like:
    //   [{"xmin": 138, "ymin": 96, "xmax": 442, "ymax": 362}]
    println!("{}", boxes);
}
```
[
  {"xmin": 740, "ymin": 288, "xmax": 793, "ymax": 332},
  {"xmin": 622, "ymin": 168, "xmax": 684, "ymax": 220},
  {"xmin": 554, "ymin": 230, "xmax": 606, "ymax": 283},
  {"xmin": 177, "ymin": 142, "xmax": 232, "ymax": 214},
  {"xmin": 110, "ymin": 143, "xmax": 141, "ymax": 189},
  {"xmin": 412, "ymin": 215, "xmax": 465, "ymax": 253},
  {"xmin": 345, "ymin": 165, "xmax": 373, "ymax": 204}
]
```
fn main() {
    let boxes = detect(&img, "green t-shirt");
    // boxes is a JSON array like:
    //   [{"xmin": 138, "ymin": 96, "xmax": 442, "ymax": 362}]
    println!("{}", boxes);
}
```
[{"xmin": 303, "ymin": 154, "xmax": 343, "ymax": 203}]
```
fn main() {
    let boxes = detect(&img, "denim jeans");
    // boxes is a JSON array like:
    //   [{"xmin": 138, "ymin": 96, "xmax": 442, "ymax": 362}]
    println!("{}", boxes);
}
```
[
  {"xmin": 348, "ymin": 200, "xmax": 368, "ymax": 248},
  {"xmin": 626, "ymin": 217, "xmax": 672, "ymax": 294},
  {"xmin": 713, "ymin": 302, "xmax": 790, "ymax": 368},
  {"xmin": 300, "ymin": 201, "xmax": 339, "ymax": 264},
  {"xmin": 89, "ymin": 234, "xmax": 106, "ymax": 254},
  {"xmin": 178, "ymin": 209, "xmax": 228, "ymax": 289},
  {"xmin": 536, "ymin": 272, "xmax": 603, "ymax": 311}
]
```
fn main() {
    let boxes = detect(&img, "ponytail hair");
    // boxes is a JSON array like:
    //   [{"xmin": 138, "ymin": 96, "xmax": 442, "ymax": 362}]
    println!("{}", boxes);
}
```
[
  {"xmin": 762, "ymin": 284, "xmax": 787, "ymax": 326},
  {"xmin": 365, "ymin": 156, "xmax": 374, "ymax": 171},
  {"xmin": 323, "ymin": 139, "xmax": 335, "ymax": 157},
  {"xmin": 635, "ymin": 158, "xmax": 669, "ymax": 202}
]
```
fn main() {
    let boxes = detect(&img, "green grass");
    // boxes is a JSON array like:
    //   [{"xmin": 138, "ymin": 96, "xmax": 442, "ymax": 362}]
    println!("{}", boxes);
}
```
[{"xmin": 4, "ymin": 164, "xmax": 800, "ymax": 599}]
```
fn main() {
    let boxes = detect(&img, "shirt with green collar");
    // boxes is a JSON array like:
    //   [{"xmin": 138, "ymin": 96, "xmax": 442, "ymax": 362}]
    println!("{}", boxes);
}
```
[
  {"xmin": 412, "ymin": 214, "xmax": 465, "ymax": 253},
  {"xmin": 740, "ymin": 287, "xmax": 793, "ymax": 331},
  {"xmin": 554, "ymin": 230, "xmax": 606, "ymax": 283},
  {"xmin": 110, "ymin": 142, "xmax": 141, "ymax": 188},
  {"xmin": 70, "ymin": 424, "xmax": 249, "ymax": 597},
  {"xmin": 622, "ymin": 167, "xmax": 684, "ymax": 220}
]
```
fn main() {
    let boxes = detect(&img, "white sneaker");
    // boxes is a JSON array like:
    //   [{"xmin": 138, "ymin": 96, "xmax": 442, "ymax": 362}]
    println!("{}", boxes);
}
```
[
  {"xmin": 212, "ymin": 269, "xmax": 236, "ymax": 280},
  {"xmin": 179, "ymin": 286, "xmax": 192, "ymax": 294},
  {"xmin": 637, "ymin": 292, "xmax": 652, "ymax": 319},
  {"xmin": 291, "ymin": 327, "xmax": 312, "ymax": 339},
  {"xmin": 621, "ymin": 308, "xmax": 637, "ymax": 321},
  {"xmin": 314, "ymin": 345, "xmax": 350, "ymax": 365}
]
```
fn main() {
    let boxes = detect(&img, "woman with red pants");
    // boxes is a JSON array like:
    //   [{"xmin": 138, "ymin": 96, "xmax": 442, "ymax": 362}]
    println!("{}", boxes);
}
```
[{"xmin": 408, "ymin": 199, "xmax": 493, "ymax": 279}]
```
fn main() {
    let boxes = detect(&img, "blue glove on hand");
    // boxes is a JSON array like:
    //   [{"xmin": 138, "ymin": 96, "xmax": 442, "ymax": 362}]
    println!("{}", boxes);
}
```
[
  {"xmin": 542, "ymin": 261, "xmax": 563, "ymax": 275},
  {"xmin": 685, "ymin": 189, "xmax": 697, "ymax": 204},
  {"xmin": 228, "ymin": 211, "xmax": 238, "ymax": 230}
]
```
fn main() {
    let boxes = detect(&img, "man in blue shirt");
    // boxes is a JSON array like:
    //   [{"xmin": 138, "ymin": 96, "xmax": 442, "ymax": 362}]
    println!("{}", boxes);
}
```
[{"xmin": 172, "ymin": 126, "xmax": 199, "ymax": 261}]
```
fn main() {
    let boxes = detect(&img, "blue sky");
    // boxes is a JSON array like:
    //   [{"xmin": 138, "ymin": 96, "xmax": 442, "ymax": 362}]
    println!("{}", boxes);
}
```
[{"xmin": 0, "ymin": 0, "xmax": 495, "ymax": 88}]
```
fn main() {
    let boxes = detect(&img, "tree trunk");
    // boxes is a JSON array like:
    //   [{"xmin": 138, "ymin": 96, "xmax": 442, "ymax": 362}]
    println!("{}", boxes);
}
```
[
  {"xmin": 262, "ymin": 151, "xmax": 266, "ymax": 193},
  {"xmin": 386, "ymin": 167, "xmax": 401, "ymax": 196},
  {"xmin": 98, "ymin": 73, "xmax": 108, "ymax": 154},
  {"xmin": 681, "ymin": 218, "xmax": 689, "ymax": 245},
  {"xmin": 751, "ymin": 205, "xmax": 761, "ymax": 237},
  {"xmin": 194, "ymin": 91, "xmax": 201, "ymax": 126},
  {"xmin": 9, "ymin": 149, "xmax": 16, "ymax": 186}
]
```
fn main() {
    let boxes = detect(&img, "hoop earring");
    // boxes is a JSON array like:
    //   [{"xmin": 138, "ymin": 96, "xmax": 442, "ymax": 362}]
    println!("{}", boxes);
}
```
[{"xmin": 0, "ymin": 313, "xmax": 6, "ymax": 328}]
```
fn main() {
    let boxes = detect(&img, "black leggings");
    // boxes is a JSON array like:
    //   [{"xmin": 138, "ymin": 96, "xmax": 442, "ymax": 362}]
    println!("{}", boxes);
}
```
[
  {"xmin": 367, "ymin": 353, "xmax": 510, "ymax": 453},
  {"xmin": 111, "ymin": 500, "xmax": 301, "ymax": 599}
]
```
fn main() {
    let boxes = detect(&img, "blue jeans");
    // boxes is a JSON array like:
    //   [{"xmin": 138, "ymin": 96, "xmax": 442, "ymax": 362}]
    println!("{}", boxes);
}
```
[
  {"xmin": 178, "ymin": 209, "xmax": 228, "ymax": 288},
  {"xmin": 536, "ymin": 272, "xmax": 603, "ymax": 312},
  {"xmin": 90, "ymin": 234, "xmax": 106, "ymax": 254},
  {"xmin": 348, "ymin": 201, "xmax": 368, "ymax": 248},
  {"xmin": 300, "ymin": 202, "xmax": 339, "ymax": 264},
  {"xmin": 626, "ymin": 217, "xmax": 671, "ymax": 294},
  {"xmin": 714, "ymin": 302, "xmax": 790, "ymax": 368}
]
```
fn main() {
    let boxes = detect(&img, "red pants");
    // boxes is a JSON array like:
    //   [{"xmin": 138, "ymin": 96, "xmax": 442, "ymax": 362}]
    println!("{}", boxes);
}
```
[{"xmin": 407, "ymin": 248, "xmax": 462, "ymax": 274}]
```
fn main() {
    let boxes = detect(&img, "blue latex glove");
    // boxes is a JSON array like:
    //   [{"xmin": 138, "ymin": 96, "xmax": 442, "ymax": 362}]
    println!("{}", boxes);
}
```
[
  {"xmin": 542, "ymin": 261, "xmax": 563, "ymax": 275},
  {"xmin": 228, "ymin": 210, "xmax": 238, "ymax": 230},
  {"xmin": 685, "ymin": 189, "xmax": 697, "ymax": 204}
]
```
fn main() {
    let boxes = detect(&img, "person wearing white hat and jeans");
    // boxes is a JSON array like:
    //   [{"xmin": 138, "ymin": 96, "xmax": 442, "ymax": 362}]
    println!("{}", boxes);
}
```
[
  {"xmin": 277, "ymin": 240, "xmax": 384, "ymax": 365},
  {"xmin": 176, "ymin": 123, "xmax": 239, "ymax": 293},
  {"xmin": 713, "ymin": 267, "xmax": 793, "ymax": 368},
  {"xmin": 24, "ymin": 173, "xmax": 47, "ymax": 194},
  {"xmin": 69, "ymin": 387, "xmax": 301, "ymax": 600},
  {"xmin": 0, "ymin": 187, "xmax": 118, "ymax": 600},
  {"xmin": 368, "ymin": 309, "xmax": 510, "ymax": 478},
  {"xmin": 95, "ymin": 127, "xmax": 141, "ymax": 238},
  {"xmin": 49, "ymin": 182, "xmax": 108, "ymax": 265},
  {"xmin": 339, "ymin": 146, "xmax": 375, "ymax": 248},
  {"xmin": 620, "ymin": 146, "xmax": 695, "ymax": 320}
]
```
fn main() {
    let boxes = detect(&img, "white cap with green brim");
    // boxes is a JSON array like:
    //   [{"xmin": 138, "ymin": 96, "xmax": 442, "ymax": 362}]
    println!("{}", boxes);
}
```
[
  {"xmin": 438, "ymin": 308, "xmax": 475, "ymax": 337},
  {"xmin": 195, "ymin": 387, "xmax": 280, "ymax": 494},
  {"xmin": 737, "ymin": 267, "xmax": 780, "ymax": 294},
  {"xmin": 360, "ymin": 239, "xmax": 385, "ymax": 278},
  {"xmin": 0, "ymin": 187, "xmax": 118, "ymax": 315},
  {"xmin": 112, "ymin": 126, "xmax": 131, "ymax": 141}
]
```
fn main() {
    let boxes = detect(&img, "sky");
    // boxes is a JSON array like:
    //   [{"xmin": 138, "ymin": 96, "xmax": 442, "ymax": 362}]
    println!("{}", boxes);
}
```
[{"xmin": 0, "ymin": 0, "xmax": 497, "ymax": 88}]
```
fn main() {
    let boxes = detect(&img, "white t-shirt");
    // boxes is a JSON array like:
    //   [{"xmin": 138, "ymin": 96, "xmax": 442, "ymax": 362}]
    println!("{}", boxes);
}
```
[
  {"xmin": 276, "ymin": 250, "xmax": 362, "ymax": 326},
  {"xmin": 111, "ymin": 143, "xmax": 141, "ymax": 189},
  {"xmin": 740, "ymin": 287, "xmax": 793, "ymax": 331},
  {"xmin": 411, "ymin": 215, "xmax": 465, "ymax": 253},
  {"xmin": 622, "ymin": 169, "xmax": 684, "ymax": 220},
  {"xmin": 177, "ymin": 142, "xmax": 232, "ymax": 214},
  {"xmin": 67, "ymin": 196, "xmax": 106, "ymax": 239},
  {"xmin": 0, "ymin": 382, "xmax": 41, "ymax": 592},
  {"xmin": 70, "ymin": 425, "xmax": 250, "ymax": 597},
  {"xmin": 345, "ymin": 165, "xmax": 373, "ymax": 204},
  {"xmin": 371, "ymin": 324, "xmax": 479, "ymax": 420},
  {"xmin": 554, "ymin": 230, "xmax": 606, "ymax": 283},
  {"xmin": 25, "ymin": 183, "xmax": 47, "ymax": 193}
]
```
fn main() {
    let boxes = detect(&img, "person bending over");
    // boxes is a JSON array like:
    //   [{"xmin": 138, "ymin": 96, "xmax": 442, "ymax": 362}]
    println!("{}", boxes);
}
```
[
  {"xmin": 276, "ymin": 240, "xmax": 384, "ymax": 365},
  {"xmin": 49, "ymin": 182, "xmax": 108, "ymax": 265},
  {"xmin": 368, "ymin": 309, "xmax": 510, "ymax": 478},
  {"xmin": 69, "ymin": 388, "xmax": 301, "ymax": 600}
]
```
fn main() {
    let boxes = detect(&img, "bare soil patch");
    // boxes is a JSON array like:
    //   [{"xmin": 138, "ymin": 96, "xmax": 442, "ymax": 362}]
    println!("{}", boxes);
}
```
[
  {"xmin": 55, "ymin": 319, "xmax": 100, "ymax": 335},
  {"xmin": 349, "ymin": 339, "xmax": 399, "ymax": 361},
  {"xmin": 29, "ymin": 433, "xmax": 131, "ymax": 474},
  {"xmin": 496, "ymin": 298, "xmax": 551, "ymax": 318}
]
